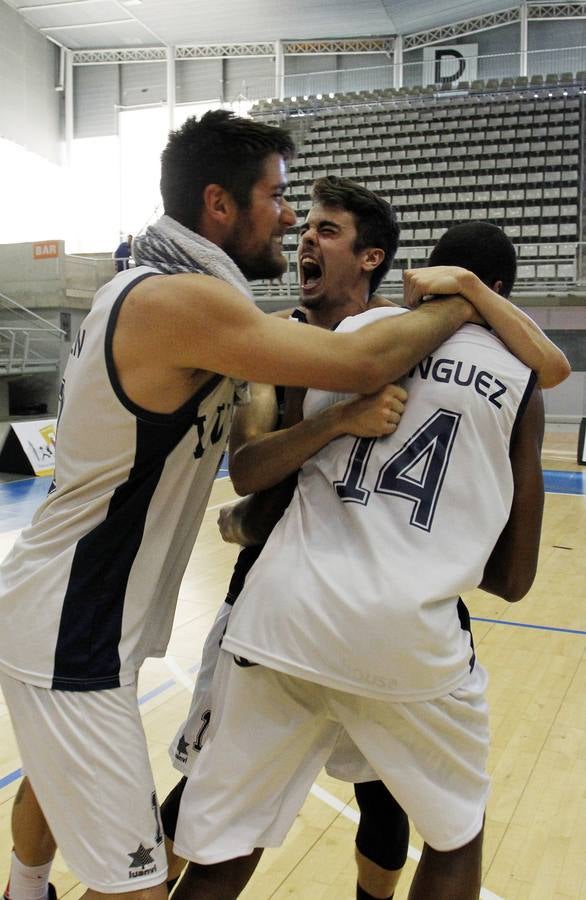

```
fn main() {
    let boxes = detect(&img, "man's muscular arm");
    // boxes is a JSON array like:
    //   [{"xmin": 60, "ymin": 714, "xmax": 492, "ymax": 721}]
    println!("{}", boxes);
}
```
[
  {"xmin": 229, "ymin": 383, "xmax": 407, "ymax": 495},
  {"xmin": 221, "ymin": 378, "xmax": 408, "ymax": 543},
  {"xmin": 117, "ymin": 273, "xmax": 473, "ymax": 400},
  {"xmin": 480, "ymin": 383, "xmax": 545, "ymax": 601},
  {"xmin": 403, "ymin": 266, "xmax": 570, "ymax": 388}
]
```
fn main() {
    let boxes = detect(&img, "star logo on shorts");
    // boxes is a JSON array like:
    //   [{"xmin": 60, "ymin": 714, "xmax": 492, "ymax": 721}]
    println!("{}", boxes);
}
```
[
  {"xmin": 128, "ymin": 844, "xmax": 155, "ymax": 869},
  {"xmin": 176, "ymin": 734, "xmax": 190, "ymax": 757}
]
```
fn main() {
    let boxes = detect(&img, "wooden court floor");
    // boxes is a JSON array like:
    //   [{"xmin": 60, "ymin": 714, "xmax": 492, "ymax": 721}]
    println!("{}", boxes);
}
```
[{"xmin": 0, "ymin": 432, "xmax": 584, "ymax": 900}]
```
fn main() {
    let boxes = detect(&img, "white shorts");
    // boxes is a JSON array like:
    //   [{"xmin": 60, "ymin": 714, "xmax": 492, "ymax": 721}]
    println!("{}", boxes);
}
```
[
  {"xmin": 1, "ymin": 673, "xmax": 168, "ymax": 893},
  {"xmin": 169, "ymin": 601, "xmax": 377, "ymax": 784},
  {"xmin": 169, "ymin": 602, "xmax": 230, "ymax": 776},
  {"xmin": 174, "ymin": 651, "xmax": 490, "ymax": 863}
]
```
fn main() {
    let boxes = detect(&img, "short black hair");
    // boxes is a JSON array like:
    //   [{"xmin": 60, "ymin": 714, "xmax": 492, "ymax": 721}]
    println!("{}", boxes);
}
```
[
  {"xmin": 160, "ymin": 110, "xmax": 295, "ymax": 232},
  {"xmin": 311, "ymin": 176, "xmax": 400, "ymax": 295},
  {"xmin": 428, "ymin": 221, "xmax": 517, "ymax": 297}
]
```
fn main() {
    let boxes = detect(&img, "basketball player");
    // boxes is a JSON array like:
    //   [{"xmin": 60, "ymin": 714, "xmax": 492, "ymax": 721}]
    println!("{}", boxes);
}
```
[
  {"xmin": 0, "ymin": 103, "xmax": 567, "ymax": 900},
  {"xmin": 170, "ymin": 221, "xmax": 547, "ymax": 900},
  {"xmin": 163, "ymin": 177, "xmax": 412, "ymax": 900}
]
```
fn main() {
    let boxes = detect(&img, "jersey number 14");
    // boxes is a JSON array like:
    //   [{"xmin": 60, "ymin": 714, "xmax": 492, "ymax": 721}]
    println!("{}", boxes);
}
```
[{"xmin": 333, "ymin": 408, "xmax": 461, "ymax": 532}]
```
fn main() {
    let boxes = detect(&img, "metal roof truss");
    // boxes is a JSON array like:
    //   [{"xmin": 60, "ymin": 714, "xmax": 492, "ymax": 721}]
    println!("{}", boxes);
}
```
[{"xmin": 70, "ymin": 3, "xmax": 586, "ymax": 65}]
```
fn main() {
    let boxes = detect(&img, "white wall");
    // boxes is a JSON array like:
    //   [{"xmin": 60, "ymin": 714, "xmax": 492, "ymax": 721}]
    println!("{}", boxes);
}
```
[{"xmin": 0, "ymin": 1, "xmax": 61, "ymax": 164}]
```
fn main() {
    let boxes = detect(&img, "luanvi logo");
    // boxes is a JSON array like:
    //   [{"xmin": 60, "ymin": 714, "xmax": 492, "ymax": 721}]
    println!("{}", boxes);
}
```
[{"xmin": 127, "ymin": 843, "xmax": 157, "ymax": 879}]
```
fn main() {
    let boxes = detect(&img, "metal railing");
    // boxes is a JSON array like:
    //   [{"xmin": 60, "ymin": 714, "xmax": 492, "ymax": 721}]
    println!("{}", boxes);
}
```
[
  {"xmin": 234, "ymin": 46, "xmax": 586, "ymax": 103},
  {"xmin": 250, "ymin": 244, "xmax": 583, "ymax": 300},
  {"xmin": 0, "ymin": 292, "xmax": 64, "ymax": 375}
]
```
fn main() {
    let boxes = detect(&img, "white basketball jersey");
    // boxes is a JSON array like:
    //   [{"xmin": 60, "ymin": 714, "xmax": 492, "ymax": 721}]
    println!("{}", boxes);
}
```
[
  {"xmin": 223, "ymin": 307, "xmax": 536, "ymax": 701},
  {"xmin": 0, "ymin": 266, "xmax": 246, "ymax": 690}
]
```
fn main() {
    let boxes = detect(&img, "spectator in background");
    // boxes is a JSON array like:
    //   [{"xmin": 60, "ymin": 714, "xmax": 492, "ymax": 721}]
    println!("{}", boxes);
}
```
[{"xmin": 113, "ymin": 233, "xmax": 133, "ymax": 272}]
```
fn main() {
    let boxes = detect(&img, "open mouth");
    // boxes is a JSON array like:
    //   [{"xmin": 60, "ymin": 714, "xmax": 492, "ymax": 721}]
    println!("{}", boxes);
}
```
[{"xmin": 300, "ymin": 256, "xmax": 323, "ymax": 291}]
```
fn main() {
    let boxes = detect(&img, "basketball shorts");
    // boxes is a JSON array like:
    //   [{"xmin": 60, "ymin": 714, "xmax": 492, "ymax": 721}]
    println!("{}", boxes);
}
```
[
  {"xmin": 169, "ymin": 601, "xmax": 377, "ymax": 784},
  {"xmin": 173, "ymin": 650, "xmax": 490, "ymax": 863},
  {"xmin": 0, "ymin": 672, "xmax": 168, "ymax": 893}
]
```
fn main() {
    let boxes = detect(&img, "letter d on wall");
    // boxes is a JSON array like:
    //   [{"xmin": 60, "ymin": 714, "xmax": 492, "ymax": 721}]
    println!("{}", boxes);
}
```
[
  {"xmin": 423, "ymin": 43, "xmax": 478, "ymax": 87},
  {"xmin": 435, "ymin": 49, "xmax": 465, "ymax": 84}
]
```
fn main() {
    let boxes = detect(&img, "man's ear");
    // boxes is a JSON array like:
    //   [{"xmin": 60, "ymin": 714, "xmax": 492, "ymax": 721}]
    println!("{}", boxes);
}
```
[
  {"xmin": 202, "ymin": 183, "xmax": 237, "ymax": 225},
  {"xmin": 362, "ymin": 248, "xmax": 385, "ymax": 272},
  {"xmin": 492, "ymin": 278, "xmax": 504, "ymax": 296}
]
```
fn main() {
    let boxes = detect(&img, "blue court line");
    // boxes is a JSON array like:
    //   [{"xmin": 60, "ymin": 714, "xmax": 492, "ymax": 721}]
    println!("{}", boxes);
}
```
[
  {"xmin": 0, "ymin": 467, "xmax": 582, "ymax": 534},
  {"xmin": 216, "ymin": 451, "xmax": 229, "ymax": 478},
  {"xmin": 472, "ymin": 616, "xmax": 586, "ymax": 636},
  {"xmin": 543, "ymin": 469, "xmax": 585, "ymax": 496},
  {"xmin": 0, "ymin": 768, "xmax": 21, "ymax": 789},
  {"xmin": 137, "ymin": 677, "xmax": 176, "ymax": 705}
]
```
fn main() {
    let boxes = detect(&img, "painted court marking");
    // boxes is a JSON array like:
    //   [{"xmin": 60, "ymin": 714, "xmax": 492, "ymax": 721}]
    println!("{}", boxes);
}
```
[
  {"xmin": 471, "ymin": 616, "xmax": 586, "ymax": 636},
  {"xmin": 164, "ymin": 654, "xmax": 201, "ymax": 690}
]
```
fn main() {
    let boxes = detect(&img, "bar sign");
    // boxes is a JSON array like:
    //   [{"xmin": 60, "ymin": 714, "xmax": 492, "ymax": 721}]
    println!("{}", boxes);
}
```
[{"xmin": 33, "ymin": 241, "xmax": 59, "ymax": 259}]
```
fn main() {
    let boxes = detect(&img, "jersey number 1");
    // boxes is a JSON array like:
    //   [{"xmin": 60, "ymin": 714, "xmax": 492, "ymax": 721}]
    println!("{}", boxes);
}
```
[{"xmin": 334, "ymin": 409, "xmax": 461, "ymax": 532}]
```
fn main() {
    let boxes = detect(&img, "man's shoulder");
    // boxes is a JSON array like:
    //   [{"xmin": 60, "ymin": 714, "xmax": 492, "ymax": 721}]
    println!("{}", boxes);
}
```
[
  {"xmin": 128, "ymin": 269, "xmax": 217, "ymax": 299},
  {"xmin": 118, "ymin": 269, "xmax": 258, "ymax": 338},
  {"xmin": 337, "ymin": 305, "xmax": 407, "ymax": 333}
]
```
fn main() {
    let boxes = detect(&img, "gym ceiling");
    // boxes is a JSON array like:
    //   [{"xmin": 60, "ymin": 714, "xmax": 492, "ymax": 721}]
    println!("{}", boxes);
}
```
[{"xmin": 5, "ymin": 0, "xmax": 525, "ymax": 50}]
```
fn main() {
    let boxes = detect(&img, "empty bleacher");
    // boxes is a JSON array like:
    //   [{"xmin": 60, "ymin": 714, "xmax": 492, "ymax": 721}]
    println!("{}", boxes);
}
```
[{"xmin": 251, "ymin": 78, "xmax": 584, "ymax": 297}]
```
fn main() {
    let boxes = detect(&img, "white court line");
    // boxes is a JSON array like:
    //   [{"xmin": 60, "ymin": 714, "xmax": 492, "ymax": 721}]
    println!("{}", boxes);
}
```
[
  {"xmin": 310, "ymin": 784, "xmax": 504, "ymax": 900},
  {"xmin": 165, "ymin": 660, "xmax": 503, "ymax": 900},
  {"xmin": 164, "ymin": 655, "xmax": 198, "ymax": 691}
]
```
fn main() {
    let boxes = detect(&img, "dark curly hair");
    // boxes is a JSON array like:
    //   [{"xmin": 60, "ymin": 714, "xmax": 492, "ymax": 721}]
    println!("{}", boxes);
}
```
[{"xmin": 160, "ymin": 110, "xmax": 295, "ymax": 232}]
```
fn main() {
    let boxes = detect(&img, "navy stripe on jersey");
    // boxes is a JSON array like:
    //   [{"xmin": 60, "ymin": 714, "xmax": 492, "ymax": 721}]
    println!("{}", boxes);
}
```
[
  {"xmin": 51, "ymin": 414, "xmax": 197, "ymax": 690},
  {"xmin": 104, "ymin": 270, "xmax": 222, "ymax": 424}
]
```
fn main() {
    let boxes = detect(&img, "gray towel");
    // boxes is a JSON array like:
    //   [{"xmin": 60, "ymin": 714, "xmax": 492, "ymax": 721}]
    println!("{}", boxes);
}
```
[{"xmin": 132, "ymin": 214, "xmax": 253, "ymax": 301}]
